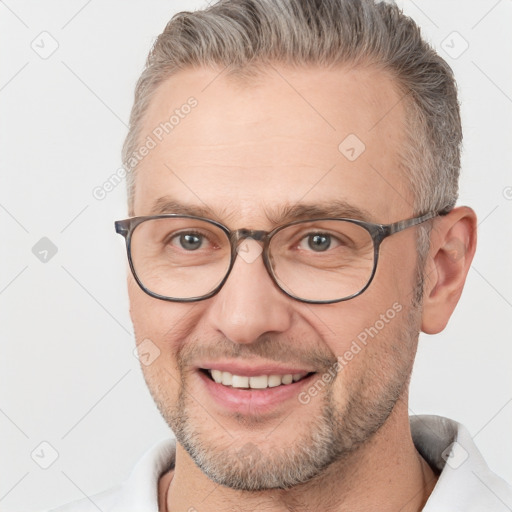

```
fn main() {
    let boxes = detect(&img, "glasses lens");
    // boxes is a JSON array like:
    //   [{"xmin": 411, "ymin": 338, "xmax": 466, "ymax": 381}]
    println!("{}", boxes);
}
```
[
  {"xmin": 130, "ymin": 217, "xmax": 231, "ymax": 300},
  {"xmin": 269, "ymin": 220, "xmax": 375, "ymax": 302}
]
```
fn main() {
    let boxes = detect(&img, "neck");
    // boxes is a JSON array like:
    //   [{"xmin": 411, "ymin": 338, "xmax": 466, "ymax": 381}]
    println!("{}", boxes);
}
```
[{"xmin": 161, "ymin": 401, "xmax": 438, "ymax": 512}]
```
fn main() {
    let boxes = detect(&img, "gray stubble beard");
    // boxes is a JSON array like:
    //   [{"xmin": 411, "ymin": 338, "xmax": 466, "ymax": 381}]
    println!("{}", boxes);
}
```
[{"xmin": 163, "ymin": 324, "xmax": 417, "ymax": 491}]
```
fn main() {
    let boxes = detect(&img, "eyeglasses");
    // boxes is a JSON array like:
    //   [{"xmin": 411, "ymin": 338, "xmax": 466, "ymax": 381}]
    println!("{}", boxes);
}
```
[{"xmin": 115, "ymin": 211, "xmax": 442, "ymax": 304}]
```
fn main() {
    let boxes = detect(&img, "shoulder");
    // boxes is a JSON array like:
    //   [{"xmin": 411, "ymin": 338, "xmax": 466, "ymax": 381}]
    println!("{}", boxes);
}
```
[{"xmin": 411, "ymin": 415, "xmax": 512, "ymax": 511}]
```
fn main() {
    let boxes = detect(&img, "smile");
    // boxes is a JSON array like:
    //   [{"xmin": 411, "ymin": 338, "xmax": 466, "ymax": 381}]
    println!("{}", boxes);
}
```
[
  {"xmin": 204, "ymin": 369, "xmax": 312, "ymax": 389},
  {"xmin": 196, "ymin": 362, "xmax": 319, "ymax": 413}
]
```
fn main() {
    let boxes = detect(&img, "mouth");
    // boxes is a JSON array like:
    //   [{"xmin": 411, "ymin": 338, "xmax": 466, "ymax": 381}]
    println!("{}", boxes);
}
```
[
  {"xmin": 195, "ymin": 360, "xmax": 321, "ymax": 415},
  {"xmin": 200, "ymin": 368, "xmax": 315, "ymax": 389}
]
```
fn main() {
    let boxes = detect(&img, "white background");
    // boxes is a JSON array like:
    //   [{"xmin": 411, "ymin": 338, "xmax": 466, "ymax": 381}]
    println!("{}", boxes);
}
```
[{"xmin": 1, "ymin": 1, "xmax": 511, "ymax": 510}]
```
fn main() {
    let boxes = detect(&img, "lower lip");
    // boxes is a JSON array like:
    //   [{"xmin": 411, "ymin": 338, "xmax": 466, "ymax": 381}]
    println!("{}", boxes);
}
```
[{"xmin": 198, "ymin": 371, "xmax": 316, "ymax": 415}]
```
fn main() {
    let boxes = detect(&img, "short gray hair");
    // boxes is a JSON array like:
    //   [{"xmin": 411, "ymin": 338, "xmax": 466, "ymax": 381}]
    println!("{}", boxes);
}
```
[{"xmin": 122, "ymin": 0, "xmax": 461, "ymax": 222}]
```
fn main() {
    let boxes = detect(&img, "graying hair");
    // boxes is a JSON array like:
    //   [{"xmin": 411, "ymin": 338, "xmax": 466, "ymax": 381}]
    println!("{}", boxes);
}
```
[{"xmin": 122, "ymin": 0, "xmax": 461, "ymax": 259}]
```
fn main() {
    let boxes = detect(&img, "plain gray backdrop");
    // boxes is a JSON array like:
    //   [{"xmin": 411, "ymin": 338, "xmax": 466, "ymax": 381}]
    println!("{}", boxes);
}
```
[{"xmin": 1, "ymin": 1, "xmax": 511, "ymax": 510}]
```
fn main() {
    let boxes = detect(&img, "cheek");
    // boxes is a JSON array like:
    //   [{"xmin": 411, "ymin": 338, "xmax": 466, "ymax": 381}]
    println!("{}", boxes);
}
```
[
  {"xmin": 127, "ymin": 275, "xmax": 194, "ymax": 361},
  {"xmin": 378, "ymin": 236, "xmax": 420, "ymax": 297},
  {"xmin": 305, "ymin": 245, "xmax": 418, "ymax": 374},
  {"xmin": 323, "ymin": 301, "xmax": 417, "ymax": 411},
  {"xmin": 128, "ymin": 278, "xmax": 193, "ymax": 406},
  {"xmin": 128, "ymin": 275, "xmax": 159, "ymax": 339}
]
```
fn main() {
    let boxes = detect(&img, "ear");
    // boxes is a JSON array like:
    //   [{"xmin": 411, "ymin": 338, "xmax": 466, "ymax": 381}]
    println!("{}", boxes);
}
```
[{"xmin": 421, "ymin": 206, "xmax": 477, "ymax": 334}]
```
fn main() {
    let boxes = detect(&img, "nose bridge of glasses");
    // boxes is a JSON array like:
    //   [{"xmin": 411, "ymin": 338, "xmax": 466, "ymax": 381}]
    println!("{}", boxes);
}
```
[{"xmin": 230, "ymin": 228, "xmax": 269, "ymax": 246}]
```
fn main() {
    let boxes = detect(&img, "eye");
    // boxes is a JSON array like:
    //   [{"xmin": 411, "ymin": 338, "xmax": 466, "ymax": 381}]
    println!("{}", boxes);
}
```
[
  {"xmin": 170, "ymin": 231, "xmax": 207, "ymax": 251},
  {"xmin": 298, "ymin": 233, "xmax": 340, "ymax": 252}
]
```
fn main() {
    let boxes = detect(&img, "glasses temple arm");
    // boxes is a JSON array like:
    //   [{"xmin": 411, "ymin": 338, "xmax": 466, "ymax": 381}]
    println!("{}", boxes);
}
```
[{"xmin": 386, "ymin": 209, "xmax": 447, "ymax": 236}]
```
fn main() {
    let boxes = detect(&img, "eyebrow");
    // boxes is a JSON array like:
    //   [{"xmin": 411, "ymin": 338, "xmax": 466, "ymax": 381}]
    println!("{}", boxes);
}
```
[{"xmin": 149, "ymin": 196, "xmax": 375, "ymax": 226}]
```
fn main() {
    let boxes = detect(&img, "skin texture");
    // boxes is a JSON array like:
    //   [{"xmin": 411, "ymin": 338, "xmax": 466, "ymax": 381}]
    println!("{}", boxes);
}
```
[{"xmin": 127, "ymin": 65, "xmax": 477, "ymax": 512}]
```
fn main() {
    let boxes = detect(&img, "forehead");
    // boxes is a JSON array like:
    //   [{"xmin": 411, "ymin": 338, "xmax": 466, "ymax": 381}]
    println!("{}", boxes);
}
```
[{"xmin": 133, "ymin": 65, "xmax": 413, "ymax": 224}]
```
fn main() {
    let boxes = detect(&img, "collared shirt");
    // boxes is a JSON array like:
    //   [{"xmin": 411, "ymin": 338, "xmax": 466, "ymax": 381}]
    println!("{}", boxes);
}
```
[{"xmin": 45, "ymin": 415, "xmax": 512, "ymax": 511}]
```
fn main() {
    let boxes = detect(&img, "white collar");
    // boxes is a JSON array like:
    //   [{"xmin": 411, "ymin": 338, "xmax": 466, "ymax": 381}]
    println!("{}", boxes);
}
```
[{"xmin": 56, "ymin": 415, "xmax": 512, "ymax": 511}]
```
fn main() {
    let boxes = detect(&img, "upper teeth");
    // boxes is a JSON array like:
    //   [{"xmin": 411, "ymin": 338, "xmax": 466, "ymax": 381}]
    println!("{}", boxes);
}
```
[{"xmin": 209, "ymin": 370, "xmax": 306, "ymax": 389}]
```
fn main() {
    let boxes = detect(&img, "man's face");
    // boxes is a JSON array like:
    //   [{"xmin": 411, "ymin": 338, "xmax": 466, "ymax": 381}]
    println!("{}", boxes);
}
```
[{"xmin": 128, "ymin": 65, "xmax": 423, "ymax": 489}]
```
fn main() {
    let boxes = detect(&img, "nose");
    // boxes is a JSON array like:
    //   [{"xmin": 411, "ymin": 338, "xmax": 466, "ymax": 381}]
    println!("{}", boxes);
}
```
[{"xmin": 203, "ymin": 238, "xmax": 293, "ymax": 345}]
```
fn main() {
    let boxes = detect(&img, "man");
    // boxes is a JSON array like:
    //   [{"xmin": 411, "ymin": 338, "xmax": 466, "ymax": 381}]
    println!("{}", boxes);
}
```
[{"xmin": 49, "ymin": 0, "xmax": 511, "ymax": 510}]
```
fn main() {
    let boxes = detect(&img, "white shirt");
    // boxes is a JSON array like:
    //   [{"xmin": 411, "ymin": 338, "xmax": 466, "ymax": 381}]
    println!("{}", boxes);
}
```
[{"xmin": 45, "ymin": 415, "xmax": 512, "ymax": 511}]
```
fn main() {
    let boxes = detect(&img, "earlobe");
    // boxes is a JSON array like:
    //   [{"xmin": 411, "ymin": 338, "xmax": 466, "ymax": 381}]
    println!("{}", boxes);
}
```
[{"xmin": 421, "ymin": 206, "xmax": 477, "ymax": 334}]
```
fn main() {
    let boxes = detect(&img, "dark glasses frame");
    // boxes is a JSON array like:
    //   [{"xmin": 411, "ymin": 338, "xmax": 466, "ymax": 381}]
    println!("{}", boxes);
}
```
[{"xmin": 115, "ymin": 209, "xmax": 445, "ymax": 304}]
